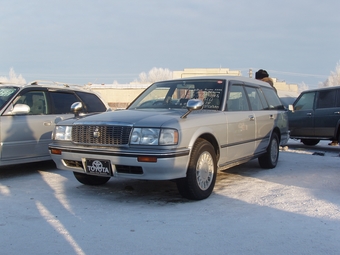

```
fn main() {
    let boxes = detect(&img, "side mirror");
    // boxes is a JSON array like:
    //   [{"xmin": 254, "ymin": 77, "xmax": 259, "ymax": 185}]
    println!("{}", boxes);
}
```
[
  {"xmin": 181, "ymin": 99, "xmax": 204, "ymax": 118},
  {"xmin": 288, "ymin": 104, "xmax": 294, "ymax": 112},
  {"xmin": 10, "ymin": 104, "xmax": 30, "ymax": 115},
  {"xmin": 70, "ymin": 102, "xmax": 83, "ymax": 118}
]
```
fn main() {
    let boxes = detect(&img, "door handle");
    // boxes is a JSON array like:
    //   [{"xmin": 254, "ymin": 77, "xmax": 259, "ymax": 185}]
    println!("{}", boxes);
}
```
[
  {"xmin": 249, "ymin": 115, "xmax": 255, "ymax": 121},
  {"xmin": 334, "ymin": 111, "xmax": 340, "ymax": 114},
  {"xmin": 306, "ymin": 112, "xmax": 312, "ymax": 116},
  {"xmin": 269, "ymin": 114, "xmax": 274, "ymax": 119},
  {"xmin": 43, "ymin": 121, "xmax": 52, "ymax": 126}
]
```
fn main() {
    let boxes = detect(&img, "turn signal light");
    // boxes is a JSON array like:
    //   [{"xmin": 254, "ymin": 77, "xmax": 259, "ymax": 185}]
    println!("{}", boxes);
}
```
[
  {"xmin": 50, "ymin": 149, "xmax": 62, "ymax": 155},
  {"xmin": 137, "ymin": 156, "xmax": 157, "ymax": 162}
]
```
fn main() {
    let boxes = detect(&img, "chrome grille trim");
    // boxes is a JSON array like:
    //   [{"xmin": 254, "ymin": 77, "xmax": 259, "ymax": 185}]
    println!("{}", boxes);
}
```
[{"xmin": 72, "ymin": 125, "xmax": 132, "ymax": 145}]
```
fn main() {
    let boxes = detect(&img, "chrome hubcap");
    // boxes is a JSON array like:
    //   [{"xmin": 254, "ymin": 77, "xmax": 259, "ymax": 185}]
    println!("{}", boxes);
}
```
[
  {"xmin": 196, "ymin": 151, "xmax": 214, "ymax": 190},
  {"xmin": 270, "ymin": 139, "xmax": 278, "ymax": 163}
]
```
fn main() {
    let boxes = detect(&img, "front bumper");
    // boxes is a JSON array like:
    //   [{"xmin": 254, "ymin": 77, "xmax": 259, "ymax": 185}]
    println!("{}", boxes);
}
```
[{"xmin": 49, "ymin": 145, "xmax": 191, "ymax": 180}]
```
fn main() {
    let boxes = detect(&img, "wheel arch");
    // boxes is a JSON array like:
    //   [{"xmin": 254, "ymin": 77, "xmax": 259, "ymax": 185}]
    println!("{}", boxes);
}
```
[
  {"xmin": 195, "ymin": 133, "xmax": 220, "ymax": 162},
  {"xmin": 334, "ymin": 120, "xmax": 340, "ymax": 141},
  {"xmin": 272, "ymin": 126, "xmax": 281, "ymax": 143}
]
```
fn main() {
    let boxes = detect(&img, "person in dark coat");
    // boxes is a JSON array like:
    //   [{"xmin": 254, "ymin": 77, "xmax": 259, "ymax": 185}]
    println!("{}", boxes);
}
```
[{"xmin": 255, "ymin": 69, "xmax": 277, "ymax": 93}]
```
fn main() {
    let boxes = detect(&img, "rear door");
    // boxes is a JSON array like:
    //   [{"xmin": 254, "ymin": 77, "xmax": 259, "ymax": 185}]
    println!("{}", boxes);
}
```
[
  {"xmin": 244, "ymin": 86, "xmax": 274, "ymax": 154},
  {"xmin": 314, "ymin": 88, "xmax": 340, "ymax": 138}
]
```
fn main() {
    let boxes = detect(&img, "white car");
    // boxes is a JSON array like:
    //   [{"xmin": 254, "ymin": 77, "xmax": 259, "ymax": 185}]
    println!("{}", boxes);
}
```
[
  {"xmin": 0, "ymin": 81, "xmax": 109, "ymax": 166},
  {"xmin": 49, "ymin": 76, "xmax": 289, "ymax": 200}
]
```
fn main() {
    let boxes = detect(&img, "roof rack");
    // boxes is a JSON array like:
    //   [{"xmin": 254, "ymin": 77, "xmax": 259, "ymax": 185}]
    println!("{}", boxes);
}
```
[{"xmin": 29, "ymin": 80, "xmax": 82, "ymax": 88}]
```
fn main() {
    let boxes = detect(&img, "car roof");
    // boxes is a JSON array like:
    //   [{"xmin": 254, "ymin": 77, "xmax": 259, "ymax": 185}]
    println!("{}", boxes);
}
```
[
  {"xmin": 158, "ymin": 75, "xmax": 273, "ymax": 88},
  {"xmin": 0, "ymin": 80, "xmax": 92, "ymax": 92},
  {"xmin": 300, "ymin": 85, "xmax": 340, "ymax": 93}
]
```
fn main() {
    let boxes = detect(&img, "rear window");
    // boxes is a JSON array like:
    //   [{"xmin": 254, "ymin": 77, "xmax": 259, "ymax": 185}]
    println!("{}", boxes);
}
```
[
  {"xmin": 316, "ymin": 90, "xmax": 336, "ymax": 109},
  {"xmin": 75, "ymin": 91, "xmax": 106, "ymax": 112},
  {"xmin": 261, "ymin": 87, "xmax": 284, "ymax": 110}
]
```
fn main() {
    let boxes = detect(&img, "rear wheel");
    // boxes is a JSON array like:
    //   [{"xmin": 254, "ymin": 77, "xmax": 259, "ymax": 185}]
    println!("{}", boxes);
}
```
[
  {"xmin": 301, "ymin": 139, "xmax": 320, "ymax": 146},
  {"xmin": 258, "ymin": 133, "xmax": 279, "ymax": 169},
  {"xmin": 176, "ymin": 138, "xmax": 217, "ymax": 200},
  {"xmin": 73, "ymin": 172, "xmax": 111, "ymax": 185}
]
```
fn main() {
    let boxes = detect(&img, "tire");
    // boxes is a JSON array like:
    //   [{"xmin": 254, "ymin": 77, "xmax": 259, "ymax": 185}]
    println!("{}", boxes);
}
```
[
  {"xmin": 73, "ymin": 172, "xmax": 111, "ymax": 185},
  {"xmin": 301, "ymin": 139, "xmax": 320, "ymax": 146},
  {"xmin": 258, "ymin": 132, "xmax": 279, "ymax": 169},
  {"xmin": 176, "ymin": 138, "xmax": 217, "ymax": 200}
]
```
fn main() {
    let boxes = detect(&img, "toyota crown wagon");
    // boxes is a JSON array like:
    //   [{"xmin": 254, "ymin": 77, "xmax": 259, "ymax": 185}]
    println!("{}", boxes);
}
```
[{"xmin": 49, "ymin": 76, "xmax": 289, "ymax": 200}]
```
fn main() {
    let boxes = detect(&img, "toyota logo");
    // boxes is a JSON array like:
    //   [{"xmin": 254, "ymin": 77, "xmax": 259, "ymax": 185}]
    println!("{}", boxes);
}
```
[{"xmin": 93, "ymin": 127, "xmax": 100, "ymax": 138}]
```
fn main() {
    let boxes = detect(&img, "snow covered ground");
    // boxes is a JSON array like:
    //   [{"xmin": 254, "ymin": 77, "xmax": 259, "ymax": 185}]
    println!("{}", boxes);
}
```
[{"xmin": 1, "ymin": 140, "xmax": 340, "ymax": 255}]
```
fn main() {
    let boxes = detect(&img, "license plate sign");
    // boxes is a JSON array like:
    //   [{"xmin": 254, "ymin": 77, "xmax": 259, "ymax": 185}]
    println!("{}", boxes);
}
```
[{"xmin": 85, "ymin": 159, "xmax": 112, "ymax": 176}]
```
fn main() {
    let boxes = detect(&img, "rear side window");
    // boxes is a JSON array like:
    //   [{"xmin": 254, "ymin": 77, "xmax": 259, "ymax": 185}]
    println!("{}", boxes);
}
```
[
  {"xmin": 75, "ymin": 91, "xmax": 106, "ymax": 112},
  {"xmin": 316, "ymin": 90, "xmax": 336, "ymax": 109},
  {"xmin": 49, "ymin": 92, "xmax": 80, "ymax": 114},
  {"xmin": 261, "ymin": 87, "xmax": 284, "ymax": 110},
  {"xmin": 244, "ymin": 86, "xmax": 265, "ymax": 110}
]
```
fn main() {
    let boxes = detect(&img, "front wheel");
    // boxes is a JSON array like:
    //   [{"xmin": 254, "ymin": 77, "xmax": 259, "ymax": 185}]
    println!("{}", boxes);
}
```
[
  {"xmin": 73, "ymin": 172, "xmax": 111, "ymax": 185},
  {"xmin": 258, "ymin": 133, "xmax": 279, "ymax": 169},
  {"xmin": 176, "ymin": 138, "xmax": 217, "ymax": 200}
]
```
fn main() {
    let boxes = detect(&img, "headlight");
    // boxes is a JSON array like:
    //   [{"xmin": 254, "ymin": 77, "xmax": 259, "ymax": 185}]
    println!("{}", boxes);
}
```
[
  {"xmin": 53, "ymin": 126, "xmax": 72, "ymax": 141},
  {"xmin": 160, "ymin": 129, "xmax": 178, "ymax": 145},
  {"xmin": 130, "ymin": 128, "xmax": 178, "ymax": 145}
]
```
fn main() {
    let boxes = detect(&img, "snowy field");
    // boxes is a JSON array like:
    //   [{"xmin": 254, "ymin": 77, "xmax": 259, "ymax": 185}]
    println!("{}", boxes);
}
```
[{"xmin": 1, "ymin": 140, "xmax": 340, "ymax": 255}]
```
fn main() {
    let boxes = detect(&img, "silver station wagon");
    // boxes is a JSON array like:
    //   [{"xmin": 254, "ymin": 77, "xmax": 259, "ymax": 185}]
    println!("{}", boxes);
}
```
[{"xmin": 49, "ymin": 76, "xmax": 289, "ymax": 200}]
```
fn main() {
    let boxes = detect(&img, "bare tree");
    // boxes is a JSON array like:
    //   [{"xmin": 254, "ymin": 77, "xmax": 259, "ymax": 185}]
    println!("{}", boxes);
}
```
[
  {"xmin": 320, "ymin": 61, "xmax": 340, "ymax": 87},
  {"xmin": 298, "ymin": 82, "xmax": 309, "ymax": 93},
  {"xmin": 135, "ymin": 67, "xmax": 173, "ymax": 83},
  {"xmin": 0, "ymin": 68, "xmax": 26, "ymax": 84}
]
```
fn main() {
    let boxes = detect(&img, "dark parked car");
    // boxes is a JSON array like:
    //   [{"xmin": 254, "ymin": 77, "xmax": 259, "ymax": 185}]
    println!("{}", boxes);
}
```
[
  {"xmin": 288, "ymin": 86, "xmax": 340, "ymax": 145},
  {"xmin": 0, "ymin": 81, "xmax": 110, "ymax": 166}
]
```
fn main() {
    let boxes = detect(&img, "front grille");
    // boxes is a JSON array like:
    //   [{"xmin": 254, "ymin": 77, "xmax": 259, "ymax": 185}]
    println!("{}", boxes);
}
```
[{"xmin": 72, "ymin": 125, "xmax": 132, "ymax": 145}]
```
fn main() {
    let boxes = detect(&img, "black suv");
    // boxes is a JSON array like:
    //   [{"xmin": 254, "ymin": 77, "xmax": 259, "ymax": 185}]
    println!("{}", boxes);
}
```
[
  {"xmin": 0, "ymin": 81, "xmax": 110, "ymax": 166},
  {"xmin": 288, "ymin": 86, "xmax": 340, "ymax": 145}
]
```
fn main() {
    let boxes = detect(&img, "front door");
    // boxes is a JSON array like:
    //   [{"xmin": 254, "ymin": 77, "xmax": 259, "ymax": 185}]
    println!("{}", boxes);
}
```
[{"xmin": 288, "ymin": 91, "xmax": 316, "ymax": 137}]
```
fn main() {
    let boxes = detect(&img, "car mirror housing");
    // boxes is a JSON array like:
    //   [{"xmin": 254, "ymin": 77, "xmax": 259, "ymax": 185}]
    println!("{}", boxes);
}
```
[
  {"xmin": 10, "ymin": 104, "xmax": 30, "ymax": 115},
  {"xmin": 288, "ymin": 104, "xmax": 294, "ymax": 112},
  {"xmin": 181, "ymin": 99, "xmax": 204, "ymax": 119},
  {"xmin": 71, "ymin": 102, "xmax": 83, "ymax": 118}
]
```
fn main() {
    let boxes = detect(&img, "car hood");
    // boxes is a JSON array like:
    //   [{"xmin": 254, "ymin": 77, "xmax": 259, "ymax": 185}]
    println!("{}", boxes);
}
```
[{"xmin": 64, "ymin": 109, "xmax": 193, "ymax": 127}]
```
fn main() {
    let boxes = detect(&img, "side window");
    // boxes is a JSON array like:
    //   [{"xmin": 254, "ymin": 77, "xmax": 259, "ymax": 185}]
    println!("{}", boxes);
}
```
[
  {"xmin": 257, "ymin": 88, "xmax": 269, "ymax": 109},
  {"xmin": 336, "ymin": 89, "xmax": 340, "ymax": 107},
  {"xmin": 14, "ymin": 90, "xmax": 47, "ymax": 115},
  {"xmin": 244, "ymin": 86, "xmax": 264, "ymax": 110},
  {"xmin": 316, "ymin": 90, "xmax": 336, "ymax": 109},
  {"xmin": 75, "ymin": 92, "xmax": 106, "ymax": 112},
  {"xmin": 261, "ymin": 87, "xmax": 284, "ymax": 110},
  {"xmin": 226, "ymin": 84, "xmax": 249, "ymax": 111},
  {"xmin": 294, "ymin": 92, "xmax": 315, "ymax": 111},
  {"xmin": 49, "ymin": 92, "xmax": 79, "ymax": 114}
]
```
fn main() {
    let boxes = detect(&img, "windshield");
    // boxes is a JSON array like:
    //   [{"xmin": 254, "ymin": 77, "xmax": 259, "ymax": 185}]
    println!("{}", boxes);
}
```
[
  {"xmin": 128, "ymin": 79, "xmax": 225, "ymax": 110},
  {"xmin": 0, "ymin": 86, "xmax": 19, "ymax": 110}
]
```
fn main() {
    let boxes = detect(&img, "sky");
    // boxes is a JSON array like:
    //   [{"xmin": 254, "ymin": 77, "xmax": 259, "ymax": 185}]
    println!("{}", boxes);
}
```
[{"xmin": 1, "ymin": 0, "xmax": 340, "ymax": 88}]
